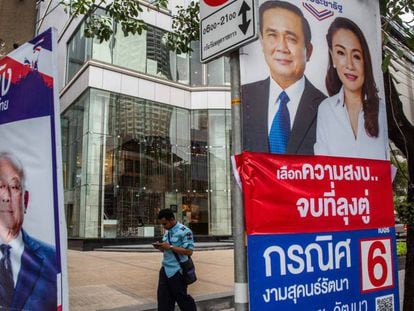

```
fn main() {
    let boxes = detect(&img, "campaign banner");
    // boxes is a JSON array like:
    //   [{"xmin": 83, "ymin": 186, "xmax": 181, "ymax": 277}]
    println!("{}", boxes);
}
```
[
  {"xmin": 236, "ymin": 152, "xmax": 394, "ymax": 235},
  {"xmin": 240, "ymin": 0, "xmax": 388, "ymax": 160},
  {"xmin": 248, "ymin": 229, "xmax": 399, "ymax": 310},
  {"xmin": 0, "ymin": 28, "xmax": 67, "ymax": 310},
  {"xmin": 234, "ymin": 152, "xmax": 399, "ymax": 310}
]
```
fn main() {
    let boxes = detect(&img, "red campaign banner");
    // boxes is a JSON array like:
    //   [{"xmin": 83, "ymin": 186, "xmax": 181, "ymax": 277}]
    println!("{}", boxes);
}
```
[{"xmin": 235, "ymin": 152, "xmax": 395, "ymax": 235}]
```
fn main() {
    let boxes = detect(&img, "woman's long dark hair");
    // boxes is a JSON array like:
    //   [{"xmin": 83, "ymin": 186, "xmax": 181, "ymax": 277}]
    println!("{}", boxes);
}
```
[{"xmin": 325, "ymin": 17, "xmax": 379, "ymax": 137}]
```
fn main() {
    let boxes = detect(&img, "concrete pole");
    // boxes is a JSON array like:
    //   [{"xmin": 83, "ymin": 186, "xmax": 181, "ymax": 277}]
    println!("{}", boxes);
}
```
[{"xmin": 230, "ymin": 50, "xmax": 248, "ymax": 311}]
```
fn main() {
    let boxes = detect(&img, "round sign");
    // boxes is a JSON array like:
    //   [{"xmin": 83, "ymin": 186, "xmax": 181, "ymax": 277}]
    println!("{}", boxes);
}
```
[{"xmin": 204, "ymin": 0, "xmax": 229, "ymax": 7}]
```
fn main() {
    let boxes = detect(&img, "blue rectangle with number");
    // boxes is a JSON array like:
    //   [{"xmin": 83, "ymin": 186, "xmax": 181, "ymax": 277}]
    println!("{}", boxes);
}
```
[{"xmin": 247, "ymin": 228, "xmax": 400, "ymax": 310}]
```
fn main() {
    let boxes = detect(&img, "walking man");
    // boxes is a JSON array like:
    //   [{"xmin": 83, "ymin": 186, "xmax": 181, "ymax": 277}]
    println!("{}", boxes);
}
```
[{"xmin": 153, "ymin": 209, "xmax": 196, "ymax": 311}]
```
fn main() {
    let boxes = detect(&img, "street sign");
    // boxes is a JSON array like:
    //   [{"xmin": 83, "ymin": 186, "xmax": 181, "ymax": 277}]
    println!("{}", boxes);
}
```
[{"xmin": 200, "ymin": 0, "xmax": 257, "ymax": 62}]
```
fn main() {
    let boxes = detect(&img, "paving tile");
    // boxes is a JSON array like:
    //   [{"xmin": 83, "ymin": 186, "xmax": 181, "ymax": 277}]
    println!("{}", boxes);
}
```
[{"xmin": 68, "ymin": 249, "xmax": 235, "ymax": 310}]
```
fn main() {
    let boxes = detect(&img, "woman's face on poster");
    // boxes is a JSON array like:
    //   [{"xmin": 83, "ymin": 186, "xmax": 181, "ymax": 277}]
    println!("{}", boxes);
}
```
[{"xmin": 330, "ymin": 28, "xmax": 365, "ymax": 94}]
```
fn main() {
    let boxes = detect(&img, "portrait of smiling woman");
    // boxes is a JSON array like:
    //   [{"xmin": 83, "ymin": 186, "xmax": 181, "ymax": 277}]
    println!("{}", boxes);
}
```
[{"xmin": 314, "ymin": 17, "xmax": 388, "ymax": 160}]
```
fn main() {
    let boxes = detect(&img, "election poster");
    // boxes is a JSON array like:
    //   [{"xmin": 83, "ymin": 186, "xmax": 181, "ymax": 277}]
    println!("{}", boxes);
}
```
[
  {"xmin": 0, "ymin": 28, "xmax": 67, "ymax": 310},
  {"xmin": 240, "ymin": 0, "xmax": 388, "ymax": 160},
  {"xmin": 234, "ymin": 152, "xmax": 399, "ymax": 310},
  {"xmin": 233, "ymin": 0, "xmax": 399, "ymax": 309}
]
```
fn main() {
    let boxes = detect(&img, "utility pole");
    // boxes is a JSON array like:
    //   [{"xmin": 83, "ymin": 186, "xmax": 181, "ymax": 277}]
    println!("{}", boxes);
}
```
[{"xmin": 230, "ymin": 50, "xmax": 248, "ymax": 311}]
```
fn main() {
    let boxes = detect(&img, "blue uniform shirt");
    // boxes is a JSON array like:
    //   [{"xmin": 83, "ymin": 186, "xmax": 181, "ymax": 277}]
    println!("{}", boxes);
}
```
[{"xmin": 161, "ymin": 222, "xmax": 194, "ymax": 278}]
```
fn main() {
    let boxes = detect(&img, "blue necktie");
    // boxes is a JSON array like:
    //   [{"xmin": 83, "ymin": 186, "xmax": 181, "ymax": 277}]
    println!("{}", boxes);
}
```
[
  {"xmin": 269, "ymin": 91, "xmax": 291, "ymax": 153},
  {"xmin": 0, "ymin": 244, "xmax": 14, "ymax": 307}
]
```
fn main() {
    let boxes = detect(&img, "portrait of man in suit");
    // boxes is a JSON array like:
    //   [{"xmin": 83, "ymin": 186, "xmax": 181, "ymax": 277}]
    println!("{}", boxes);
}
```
[
  {"xmin": 242, "ymin": 0, "xmax": 326, "ymax": 154},
  {"xmin": 0, "ymin": 152, "xmax": 57, "ymax": 310}
]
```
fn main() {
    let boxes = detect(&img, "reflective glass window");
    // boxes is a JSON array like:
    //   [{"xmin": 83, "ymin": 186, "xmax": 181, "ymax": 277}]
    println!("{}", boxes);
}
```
[
  {"xmin": 62, "ymin": 91, "xmax": 231, "ymax": 238},
  {"xmin": 146, "ymin": 27, "xmax": 173, "ymax": 79},
  {"xmin": 190, "ymin": 41, "xmax": 202, "ymax": 86},
  {"xmin": 207, "ymin": 58, "xmax": 224, "ymax": 86},
  {"xmin": 67, "ymin": 23, "xmax": 91, "ymax": 82},
  {"xmin": 112, "ymin": 23, "xmax": 147, "ymax": 73}
]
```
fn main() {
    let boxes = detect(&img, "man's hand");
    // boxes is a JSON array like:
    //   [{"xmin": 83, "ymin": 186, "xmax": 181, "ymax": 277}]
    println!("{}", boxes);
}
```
[
  {"xmin": 156, "ymin": 242, "xmax": 171, "ymax": 250},
  {"xmin": 152, "ymin": 241, "xmax": 171, "ymax": 252}
]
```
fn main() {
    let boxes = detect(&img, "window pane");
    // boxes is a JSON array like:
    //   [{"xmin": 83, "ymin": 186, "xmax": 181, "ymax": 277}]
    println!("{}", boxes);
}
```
[
  {"xmin": 224, "ymin": 56, "xmax": 231, "ymax": 85},
  {"xmin": 190, "ymin": 41, "xmax": 202, "ymax": 86},
  {"xmin": 92, "ymin": 37, "xmax": 113, "ymax": 64},
  {"xmin": 67, "ymin": 23, "xmax": 90, "ymax": 82},
  {"xmin": 61, "ymin": 90, "xmax": 90, "ymax": 237},
  {"xmin": 113, "ymin": 23, "xmax": 147, "ymax": 72},
  {"xmin": 146, "ymin": 27, "xmax": 173, "ymax": 79},
  {"xmin": 191, "ymin": 110, "xmax": 208, "ymax": 191},
  {"xmin": 91, "ymin": 8, "xmax": 112, "ymax": 64},
  {"xmin": 176, "ymin": 53, "xmax": 189, "ymax": 84},
  {"xmin": 207, "ymin": 58, "xmax": 224, "ymax": 86}
]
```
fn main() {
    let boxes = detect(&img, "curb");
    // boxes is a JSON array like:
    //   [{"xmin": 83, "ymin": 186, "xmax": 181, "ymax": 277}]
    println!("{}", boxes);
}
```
[{"xmin": 99, "ymin": 292, "xmax": 234, "ymax": 311}]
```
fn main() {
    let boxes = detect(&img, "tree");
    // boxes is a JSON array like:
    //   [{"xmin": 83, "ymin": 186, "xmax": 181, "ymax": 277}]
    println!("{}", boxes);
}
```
[
  {"xmin": 61, "ymin": 0, "xmax": 414, "ymax": 309},
  {"xmin": 380, "ymin": 1, "xmax": 414, "ymax": 310},
  {"xmin": 60, "ymin": 0, "xmax": 199, "ymax": 53}
]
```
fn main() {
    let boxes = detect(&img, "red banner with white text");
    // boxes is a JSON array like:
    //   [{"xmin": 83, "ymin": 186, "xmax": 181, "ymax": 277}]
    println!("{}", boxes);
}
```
[{"xmin": 235, "ymin": 152, "xmax": 394, "ymax": 235}]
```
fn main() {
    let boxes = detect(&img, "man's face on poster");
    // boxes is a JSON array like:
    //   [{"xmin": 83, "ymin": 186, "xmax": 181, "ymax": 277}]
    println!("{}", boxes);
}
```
[
  {"xmin": 260, "ymin": 7, "xmax": 312, "ymax": 89},
  {"xmin": 0, "ymin": 159, "xmax": 25, "ymax": 235}
]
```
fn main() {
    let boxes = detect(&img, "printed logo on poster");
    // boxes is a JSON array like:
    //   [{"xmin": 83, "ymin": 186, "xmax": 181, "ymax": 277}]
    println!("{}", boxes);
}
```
[
  {"xmin": 0, "ymin": 30, "xmax": 54, "ymax": 125},
  {"xmin": 302, "ymin": 0, "xmax": 343, "ymax": 21},
  {"xmin": 0, "ymin": 64, "xmax": 11, "ymax": 111}
]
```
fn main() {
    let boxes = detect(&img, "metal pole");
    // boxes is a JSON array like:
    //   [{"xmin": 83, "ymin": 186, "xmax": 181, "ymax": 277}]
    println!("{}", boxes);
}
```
[{"xmin": 230, "ymin": 50, "xmax": 248, "ymax": 311}]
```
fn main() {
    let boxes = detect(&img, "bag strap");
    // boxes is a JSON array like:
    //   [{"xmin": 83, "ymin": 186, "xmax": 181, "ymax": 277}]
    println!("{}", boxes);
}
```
[{"xmin": 167, "ymin": 231, "xmax": 183, "ymax": 264}]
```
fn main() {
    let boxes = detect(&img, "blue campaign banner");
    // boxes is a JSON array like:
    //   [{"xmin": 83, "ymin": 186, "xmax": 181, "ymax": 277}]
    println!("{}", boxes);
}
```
[{"xmin": 247, "ymin": 229, "xmax": 399, "ymax": 310}]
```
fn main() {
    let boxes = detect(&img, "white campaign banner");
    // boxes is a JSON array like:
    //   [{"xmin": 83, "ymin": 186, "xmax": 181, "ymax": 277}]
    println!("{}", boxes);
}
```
[
  {"xmin": 0, "ymin": 28, "xmax": 68, "ymax": 310},
  {"xmin": 240, "ymin": 0, "xmax": 388, "ymax": 161}
]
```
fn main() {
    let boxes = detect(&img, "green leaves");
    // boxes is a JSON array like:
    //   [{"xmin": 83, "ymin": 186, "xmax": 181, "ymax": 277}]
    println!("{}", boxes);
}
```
[
  {"xmin": 61, "ymin": 0, "xmax": 200, "ymax": 53},
  {"xmin": 381, "ymin": 0, "xmax": 413, "ymax": 72},
  {"xmin": 382, "ymin": 52, "xmax": 392, "ymax": 73},
  {"xmin": 84, "ymin": 14, "xmax": 112, "ymax": 42},
  {"xmin": 62, "ymin": 0, "xmax": 148, "ymax": 43},
  {"xmin": 164, "ymin": 1, "xmax": 200, "ymax": 54}
]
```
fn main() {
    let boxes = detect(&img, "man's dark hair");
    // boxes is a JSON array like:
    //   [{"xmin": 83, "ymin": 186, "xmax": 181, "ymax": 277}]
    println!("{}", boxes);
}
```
[
  {"xmin": 158, "ymin": 209, "xmax": 175, "ymax": 220},
  {"xmin": 259, "ymin": 0, "xmax": 312, "ymax": 45}
]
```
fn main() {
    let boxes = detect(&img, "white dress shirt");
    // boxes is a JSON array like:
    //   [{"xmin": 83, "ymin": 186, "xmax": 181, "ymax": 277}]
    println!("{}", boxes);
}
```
[
  {"xmin": 267, "ymin": 76, "xmax": 305, "ymax": 135},
  {"xmin": 1, "ymin": 231, "xmax": 24, "ymax": 287},
  {"xmin": 314, "ymin": 87, "xmax": 389, "ymax": 160}
]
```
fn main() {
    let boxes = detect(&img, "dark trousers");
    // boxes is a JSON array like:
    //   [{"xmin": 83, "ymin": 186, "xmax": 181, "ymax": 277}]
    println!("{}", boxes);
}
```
[{"xmin": 157, "ymin": 267, "xmax": 197, "ymax": 311}]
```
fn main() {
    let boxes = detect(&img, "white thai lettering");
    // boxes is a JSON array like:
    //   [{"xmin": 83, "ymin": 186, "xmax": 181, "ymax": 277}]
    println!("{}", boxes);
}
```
[{"xmin": 263, "ymin": 236, "xmax": 351, "ymax": 277}]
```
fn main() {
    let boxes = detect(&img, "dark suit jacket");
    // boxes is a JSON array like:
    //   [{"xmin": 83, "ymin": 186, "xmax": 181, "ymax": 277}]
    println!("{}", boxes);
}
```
[
  {"xmin": 241, "ymin": 77, "xmax": 326, "ymax": 155},
  {"xmin": 10, "ymin": 230, "xmax": 57, "ymax": 311}
]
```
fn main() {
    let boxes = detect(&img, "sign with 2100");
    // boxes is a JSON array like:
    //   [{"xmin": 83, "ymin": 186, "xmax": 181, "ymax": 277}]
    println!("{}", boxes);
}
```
[
  {"xmin": 202, "ymin": 11, "xmax": 237, "ymax": 35},
  {"xmin": 200, "ymin": 0, "xmax": 257, "ymax": 62}
]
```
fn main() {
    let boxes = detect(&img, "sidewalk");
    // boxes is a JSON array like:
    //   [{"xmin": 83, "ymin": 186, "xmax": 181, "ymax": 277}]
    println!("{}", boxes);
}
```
[
  {"xmin": 68, "ymin": 248, "xmax": 406, "ymax": 311},
  {"xmin": 68, "ymin": 249, "xmax": 234, "ymax": 311}
]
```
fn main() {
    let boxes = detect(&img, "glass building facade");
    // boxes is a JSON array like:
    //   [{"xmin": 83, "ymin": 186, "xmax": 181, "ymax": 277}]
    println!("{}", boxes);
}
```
[
  {"xmin": 67, "ymin": 22, "xmax": 230, "ymax": 87},
  {"xmin": 62, "ymin": 20, "xmax": 232, "ymax": 239}
]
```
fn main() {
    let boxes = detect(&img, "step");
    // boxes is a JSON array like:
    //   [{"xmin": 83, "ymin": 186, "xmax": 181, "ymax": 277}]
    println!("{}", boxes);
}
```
[{"xmin": 94, "ymin": 242, "xmax": 234, "ymax": 252}]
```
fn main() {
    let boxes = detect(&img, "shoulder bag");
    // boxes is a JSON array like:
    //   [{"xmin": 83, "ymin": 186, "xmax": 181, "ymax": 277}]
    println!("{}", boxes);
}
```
[{"xmin": 168, "ymin": 232, "xmax": 197, "ymax": 285}]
